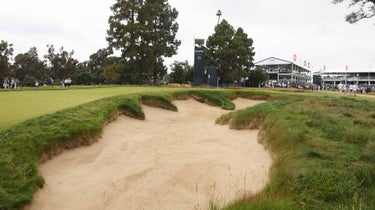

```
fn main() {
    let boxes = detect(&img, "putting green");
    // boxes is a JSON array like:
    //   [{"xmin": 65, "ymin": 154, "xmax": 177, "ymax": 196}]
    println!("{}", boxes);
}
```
[{"xmin": 0, "ymin": 86, "xmax": 178, "ymax": 131}]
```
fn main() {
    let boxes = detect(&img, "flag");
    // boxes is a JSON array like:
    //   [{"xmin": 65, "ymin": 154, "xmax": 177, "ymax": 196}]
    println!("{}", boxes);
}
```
[{"xmin": 293, "ymin": 54, "xmax": 297, "ymax": 62}]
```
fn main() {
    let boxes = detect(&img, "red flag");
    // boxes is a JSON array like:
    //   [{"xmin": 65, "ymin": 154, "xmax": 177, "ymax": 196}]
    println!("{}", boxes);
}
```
[{"xmin": 293, "ymin": 54, "xmax": 297, "ymax": 62}]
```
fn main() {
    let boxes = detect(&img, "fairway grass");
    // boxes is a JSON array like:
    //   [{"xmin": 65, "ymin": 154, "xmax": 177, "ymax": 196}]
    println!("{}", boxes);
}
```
[{"xmin": 0, "ymin": 86, "xmax": 181, "ymax": 131}]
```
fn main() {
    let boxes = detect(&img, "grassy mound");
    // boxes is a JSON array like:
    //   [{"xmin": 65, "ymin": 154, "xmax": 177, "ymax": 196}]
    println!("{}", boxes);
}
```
[
  {"xmin": 118, "ymin": 96, "xmax": 145, "ymax": 120},
  {"xmin": 218, "ymin": 94, "xmax": 375, "ymax": 209},
  {"xmin": 140, "ymin": 94, "xmax": 178, "ymax": 111},
  {"xmin": 189, "ymin": 90, "xmax": 236, "ymax": 110}
]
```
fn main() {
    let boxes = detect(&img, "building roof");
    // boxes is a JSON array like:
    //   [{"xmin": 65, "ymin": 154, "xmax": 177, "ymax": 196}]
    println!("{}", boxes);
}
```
[
  {"xmin": 255, "ymin": 57, "xmax": 311, "ymax": 72},
  {"xmin": 256, "ymin": 57, "xmax": 375, "ymax": 74},
  {"xmin": 255, "ymin": 57, "xmax": 293, "ymax": 66},
  {"xmin": 317, "ymin": 66, "xmax": 375, "ymax": 74}
]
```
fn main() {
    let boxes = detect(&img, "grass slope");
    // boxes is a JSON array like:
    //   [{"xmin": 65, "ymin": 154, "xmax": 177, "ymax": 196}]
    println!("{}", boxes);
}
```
[{"xmin": 218, "ymin": 94, "xmax": 375, "ymax": 209}]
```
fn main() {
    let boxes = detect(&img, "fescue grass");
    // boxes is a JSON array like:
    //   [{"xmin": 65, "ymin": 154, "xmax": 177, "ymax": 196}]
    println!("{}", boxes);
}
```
[
  {"xmin": 219, "ymin": 93, "xmax": 375, "ymax": 209},
  {"xmin": 1, "ymin": 87, "xmax": 375, "ymax": 209},
  {"xmin": 118, "ymin": 96, "xmax": 145, "ymax": 120},
  {"xmin": 189, "ymin": 90, "xmax": 236, "ymax": 110},
  {"xmin": 140, "ymin": 94, "xmax": 178, "ymax": 111}
]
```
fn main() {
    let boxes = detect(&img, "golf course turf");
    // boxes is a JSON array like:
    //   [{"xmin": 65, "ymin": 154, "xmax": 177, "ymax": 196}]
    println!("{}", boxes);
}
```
[{"xmin": 1, "ymin": 87, "xmax": 375, "ymax": 209}]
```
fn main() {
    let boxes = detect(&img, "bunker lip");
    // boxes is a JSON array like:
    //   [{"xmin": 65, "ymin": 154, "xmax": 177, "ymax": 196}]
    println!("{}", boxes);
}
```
[{"xmin": 26, "ymin": 98, "xmax": 272, "ymax": 210}]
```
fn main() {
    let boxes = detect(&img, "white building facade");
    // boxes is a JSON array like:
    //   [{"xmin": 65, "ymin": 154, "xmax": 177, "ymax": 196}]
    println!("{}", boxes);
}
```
[
  {"xmin": 316, "ymin": 69, "xmax": 375, "ymax": 88},
  {"xmin": 255, "ymin": 57, "xmax": 312, "ymax": 88}
]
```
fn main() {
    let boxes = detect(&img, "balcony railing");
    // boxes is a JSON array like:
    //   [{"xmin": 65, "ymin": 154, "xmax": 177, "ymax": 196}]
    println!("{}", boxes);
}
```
[{"xmin": 322, "ymin": 77, "xmax": 375, "ymax": 82}]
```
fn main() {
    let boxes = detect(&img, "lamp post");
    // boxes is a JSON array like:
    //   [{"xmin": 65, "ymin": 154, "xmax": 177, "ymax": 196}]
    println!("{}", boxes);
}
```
[{"xmin": 216, "ymin": 10, "xmax": 222, "ymax": 25}]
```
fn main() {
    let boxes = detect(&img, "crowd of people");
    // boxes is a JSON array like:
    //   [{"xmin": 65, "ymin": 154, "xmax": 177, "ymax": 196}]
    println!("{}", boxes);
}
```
[
  {"xmin": 337, "ymin": 82, "xmax": 361, "ymax": 96},
  {"xmin": 2, "ymin": 77, "xmax": 20, "ymax": 89},
  {"xmin": 3, "ymin": 77, "xmax": 73, "ymax": 89}
]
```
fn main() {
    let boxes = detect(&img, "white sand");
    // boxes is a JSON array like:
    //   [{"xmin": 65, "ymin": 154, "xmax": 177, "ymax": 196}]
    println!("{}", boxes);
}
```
[{"xmin": 27, "ymin": 98, "xmax": 272, "ymax": 210}]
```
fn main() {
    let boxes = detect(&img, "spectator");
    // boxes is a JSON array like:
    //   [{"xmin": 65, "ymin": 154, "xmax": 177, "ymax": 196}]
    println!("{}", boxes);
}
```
[
  {"xmin": 15, "ymin": 78, "xmax": 20, "ymax": 89},
  {"xmin": 352, "ymin": 83, "xmax": 358, "ymax": 97},
  {"xmin": 3, "ymin": 77, "xmax": 9, "ymax": 89}
]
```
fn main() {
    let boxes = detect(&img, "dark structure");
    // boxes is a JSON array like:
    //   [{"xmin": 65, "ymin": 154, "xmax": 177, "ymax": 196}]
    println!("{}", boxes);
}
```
[
  {"xmin": 216, "ymin": 10, "xmax": 222, "ymax": 25},
  {"xmin": 193, "ymin": 39, "xmax": 205, "ymax": 86},
  {"xmin": 206, "ymin": 65, "xmax": 217, "ymax": 86}
]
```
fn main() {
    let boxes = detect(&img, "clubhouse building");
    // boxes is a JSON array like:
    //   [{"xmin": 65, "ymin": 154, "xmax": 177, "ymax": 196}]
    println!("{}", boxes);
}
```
[{"xmin": 255, "ymin": 57, "xmax": 312, "ymax": 88}]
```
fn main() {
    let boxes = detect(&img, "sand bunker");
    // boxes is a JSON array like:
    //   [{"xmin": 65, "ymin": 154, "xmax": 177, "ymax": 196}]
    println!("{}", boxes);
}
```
[{"xmin": 27, "ymin": 98, "xmax": 272, "ymax": 210}]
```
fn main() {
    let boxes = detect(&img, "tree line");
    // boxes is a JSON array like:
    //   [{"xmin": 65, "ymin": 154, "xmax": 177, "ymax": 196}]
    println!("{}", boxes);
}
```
[
  {"xmin": 2, "ymin": 0, "xmax": 371, "ymax": 87},
  {"xmin": 0, "ymin": 42, "xmax": 110, "ymax": 86},
  {"xmin": 1, "ymin": 0, "xmax": 260, "ymax": 87}
]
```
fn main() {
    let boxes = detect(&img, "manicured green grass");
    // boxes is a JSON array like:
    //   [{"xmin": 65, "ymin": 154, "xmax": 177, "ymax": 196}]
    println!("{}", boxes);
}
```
[{"xmin": 0, "ymin": 86, "xmax": 182, "ymax": 131}]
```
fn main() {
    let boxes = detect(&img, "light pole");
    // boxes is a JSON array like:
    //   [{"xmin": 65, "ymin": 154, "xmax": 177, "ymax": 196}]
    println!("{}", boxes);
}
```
[{"xmin": 216, "ymin": 10, "xmax": 222, "ymax": 25}]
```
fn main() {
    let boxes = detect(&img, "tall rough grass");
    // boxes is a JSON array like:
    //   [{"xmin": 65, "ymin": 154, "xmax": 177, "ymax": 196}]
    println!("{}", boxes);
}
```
[
  {"xmin": 220, "ymin": 94, "xmax": 375, "ymax": 209},
  {"xmin": 141, "ymin": 94, "xmax": 178, "ymax": 111}
]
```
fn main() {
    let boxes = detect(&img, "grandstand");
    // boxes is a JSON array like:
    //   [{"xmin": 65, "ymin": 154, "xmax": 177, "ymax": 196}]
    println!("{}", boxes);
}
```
[
  {"xmin": 255, "ymin": 57, "xmax": 312, "ymax": 88},
  {"xmin": 315, "ymin": 67, "xmax": 375, "ymax": 89}
]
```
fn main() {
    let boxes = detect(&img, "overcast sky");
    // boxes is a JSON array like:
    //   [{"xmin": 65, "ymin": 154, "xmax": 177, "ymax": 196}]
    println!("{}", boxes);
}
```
[{"xmin": 1, "ymin": 0, "xmax": 374, "ymax": 72}]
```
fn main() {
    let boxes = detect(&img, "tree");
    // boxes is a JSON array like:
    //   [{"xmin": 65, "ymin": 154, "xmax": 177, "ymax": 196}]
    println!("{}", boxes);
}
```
[
  {"xmin": 0, "ymin": 40, "xmax": 13, "ymax": 79},
  {"xmin": 44, "ymin": 45, "xmax": 79, "ymax": 81},
  {"xmin": 107, "ymin": 0, "xmax": 143, "ymax": 60},
  {"xmin": 13, "ymin": 47, "xmax": 46, "ymax": 82},
  {"xmin": 71, "ymin": 62, "xmax": 92, "ymax": 85},
  {"xmin": 248, "ymin": 67, "xmax": 267, "ymax": 87},
  {"xmin": 107, "ymin": 0, "xmax": 152, "ymax": 83},
  {"xmin": 333, "ymin": 0, "xmax": 375, "ymax": 23},
  {"xmin": 106, "ymin": 0, "xmax": 180, "ymax": 84},
  {"xmin": 169, "ymin": 60, "xmax": 193, "ymax": 84},
  {"xmin": 139, "ymin": 0, "xmax": 180, "ymax": 84},
  {"xmin": 205, "ymin": 20, "xmax": 255, "ymax": 84},
  {"xmin": 230, "ymin": 27, "xmax": 255, "ymax": 83},
  {"xmin": 102, "ymin": 63, "xmax": 125, "ymax": 84},
  {"xmin": 205, "ymin": 20, "xmax": 235, "ymax": 84},
  {"xmin": 88, "ymin": 48, "xmax": 111, "ymax": 84}
]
